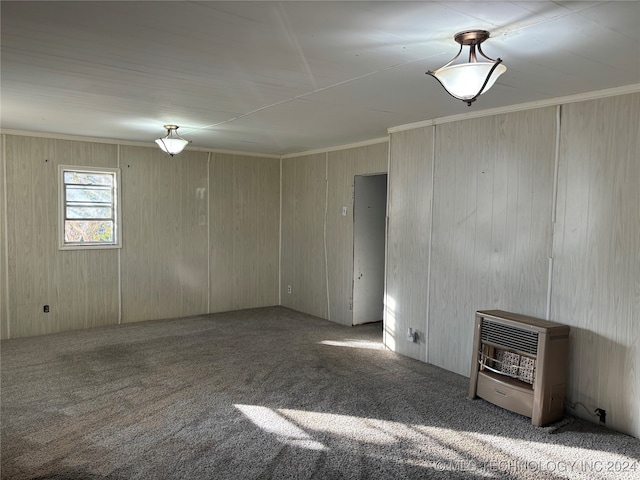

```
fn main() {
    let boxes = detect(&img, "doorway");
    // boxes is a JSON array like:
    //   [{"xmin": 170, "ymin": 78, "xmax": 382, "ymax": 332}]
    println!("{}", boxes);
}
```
[{"xmin": 352, "ymin": 174, "xmax": 388, "ymax": 326}]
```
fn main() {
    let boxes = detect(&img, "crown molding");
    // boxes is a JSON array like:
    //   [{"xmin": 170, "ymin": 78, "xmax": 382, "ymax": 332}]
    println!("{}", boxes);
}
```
[
  {"xmin": 0, "ymin": 129, "xmax": 280, "ymax": 159},
  {"xmin": 388, "ymin": 84, "xmax": 640, "ymax": 134}
]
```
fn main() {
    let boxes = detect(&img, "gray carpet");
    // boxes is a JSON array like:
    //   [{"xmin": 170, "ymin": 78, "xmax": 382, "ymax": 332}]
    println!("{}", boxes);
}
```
[{"xmin": 1, "ymin": 306, "xmax": 638, "ymax": 479}]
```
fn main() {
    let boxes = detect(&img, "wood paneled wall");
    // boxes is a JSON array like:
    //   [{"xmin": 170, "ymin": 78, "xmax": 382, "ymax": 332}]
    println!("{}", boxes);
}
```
[
  {"xmin": 386, "ymin": 128, "xmax": 433, "ymax": 361},
  {"xmin": 280, "ymin": 154, "xmax": 328, "ymax": 319},
  {"xmin": 1, "ymin": 135, "xmax": 8, "ymax": 339},
  {"xmin": 551, "ymin": 94, "xmax": 640, "ymax": 436},
  {"xmin": 429, "ymin": 109, "xmax": 556, "ymax": 375},
  {"xmin": 387, "ymin": 93, "xmax": 640, "ymax": 437},
  {"xmin": 1, "ymin": 136, "xmax": 279, "ymax": 338},
  {"xmin": 4, "ymin": 137, "xmax": 120, "ymax": 337},
  {"xmin": 326, "ymin": 143, "xmax": 388, "ymax": 325},
  {"xmin": 209, "ymin": 154, "xmax": 280, "ymax": 312},
  {"xmin": 281, "ymin": 143, "xmax": 388, "ymax": 324},
  {"xmin": 119, "ymin": 146, "xmax": 209, "ymax": 323}
]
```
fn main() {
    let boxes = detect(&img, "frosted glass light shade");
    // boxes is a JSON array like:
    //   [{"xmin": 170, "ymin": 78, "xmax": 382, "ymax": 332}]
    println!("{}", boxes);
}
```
[
  {"xmin": 432, "ymin": 62, "xmax": 507, "ymax": 100},
  {"xmin": 155, "ymin": 125, "xmax": 190, "ymax": 156},
  {"xmin": 155, "ymin": 137, "xmax": 189, "ymax": 156}
]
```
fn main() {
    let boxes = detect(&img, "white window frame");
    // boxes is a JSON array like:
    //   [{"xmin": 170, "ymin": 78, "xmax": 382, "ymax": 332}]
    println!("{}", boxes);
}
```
[{"xmin": 58, "ymin": 165, "xmax": 122, "ymax": 250}]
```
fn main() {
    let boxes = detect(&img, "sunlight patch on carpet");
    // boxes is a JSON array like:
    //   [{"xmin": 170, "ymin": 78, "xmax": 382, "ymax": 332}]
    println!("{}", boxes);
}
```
[
  {"xmin": 318, "ymin": 339, "xmax": 384, "ymax": 350},
  {"xmin": 278, "ymin": 408, "xmax": 412, "ymax": 445},
  {"xmin": 235, "ymin": 404, "xmax": 327, "ymax": 451}
]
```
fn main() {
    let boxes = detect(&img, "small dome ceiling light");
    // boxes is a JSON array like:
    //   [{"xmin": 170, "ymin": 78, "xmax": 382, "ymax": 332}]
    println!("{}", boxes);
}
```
[
  {"xmin": 426, "ymin": 30, "xmax": 507, "ymax": 106},
  {"xmin": 155, "ymin": 125, "xmax": 190, "ymax": 156}
]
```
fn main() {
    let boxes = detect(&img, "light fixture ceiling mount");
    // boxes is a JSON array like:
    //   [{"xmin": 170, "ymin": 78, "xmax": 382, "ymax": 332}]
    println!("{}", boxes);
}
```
[
  {"xmin": 155, "ymin": 125, "xmax": 190, "ymax": 156},
  {"xmin": 427, "ymin": 29, "xmax": 506, "ymax": 106}
]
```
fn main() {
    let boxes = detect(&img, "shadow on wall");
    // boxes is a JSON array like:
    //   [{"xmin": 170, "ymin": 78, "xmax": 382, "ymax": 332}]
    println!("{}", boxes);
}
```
[{"xmin": 564, "ymin": 326, "xmax": 631, "ymax": 433}]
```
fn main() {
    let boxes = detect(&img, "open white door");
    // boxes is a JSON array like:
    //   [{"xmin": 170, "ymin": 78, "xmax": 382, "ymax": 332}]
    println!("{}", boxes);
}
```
[{"xmin": 352, "ymin": 174, "xmax": 387, "ymax": 326}]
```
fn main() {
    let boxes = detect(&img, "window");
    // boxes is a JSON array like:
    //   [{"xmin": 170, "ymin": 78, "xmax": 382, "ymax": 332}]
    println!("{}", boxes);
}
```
[{"xmin": 58, "ymin": 165, "xmax": 121, "ymax": 250}]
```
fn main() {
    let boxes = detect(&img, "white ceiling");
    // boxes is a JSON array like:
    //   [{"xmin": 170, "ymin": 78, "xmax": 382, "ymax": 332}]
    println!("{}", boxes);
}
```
[{"xmin": 2, "ymin": 1, "xmax": 639, "ymax": 156}]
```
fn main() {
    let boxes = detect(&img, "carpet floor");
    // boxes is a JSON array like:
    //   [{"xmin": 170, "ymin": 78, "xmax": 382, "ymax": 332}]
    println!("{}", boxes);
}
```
[{"xmin": 1, "ymin": 306, "xmax": 638, "ymax": 479}]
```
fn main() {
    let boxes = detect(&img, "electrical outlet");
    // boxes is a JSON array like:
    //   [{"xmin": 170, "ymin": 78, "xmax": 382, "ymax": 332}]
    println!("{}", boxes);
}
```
[
  {"xmin": 43, "ymin": 305, "xmax": 50, "ymax": 313},
  {"xmin": 287, "ymin": 285, "xmax": 292, "ymax": 294},
  {"xmin": 595, "ymin": 408, "xmax": 606, "ymax": 424},
  {"xmin": 407, "ymin": 328, "xmax": 417, "ymax": 342}
]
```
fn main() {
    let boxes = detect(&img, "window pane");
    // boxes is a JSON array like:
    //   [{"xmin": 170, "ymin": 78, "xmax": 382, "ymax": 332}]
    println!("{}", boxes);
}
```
[
  {"xmin": 64, "ymin": 220, "xmax": 114, "ymax": 243},
  {"xmin": 66, "ymin": 185, "xmax": 112, "ymax": 203},
  {"xmin": 64, "ymin": 172, "xmax": 113, "ymax": 186},
  {"xmin": 66, "ymin": 206, "xmax": 112, "ymax": 219},
  {"xmin": 59, "ymin": 166, "xmax": 121, "ymax": 249}
]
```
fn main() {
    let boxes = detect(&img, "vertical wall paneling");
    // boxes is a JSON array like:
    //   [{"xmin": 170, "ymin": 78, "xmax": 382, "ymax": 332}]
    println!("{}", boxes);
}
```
[
  {"xmin": 424, "ymin": 127, "xmax": 436, "ymax": 357},
  {"xmin": 428, "ymin": 108, "xmax": 556, "ymax": 376},
  {"xmin": 1, "ymin": 135, "xmax": 8, "ymax": 338},
  {"xmin": 281, "ymin": 143, "xmax": 388, "ymax": 324},
  {"xmin": 207, "ymin": 152, "xmax": 211, "ymax": 313},
  {"xmin": 279, "ymin": 157, "xmax": 283, "ymax": 306},
  {"xmin": 326, "ymin": 143, "xmax": 388, "ymax": 326},
  {"xmin": 386, "ymin": 128, "xmax": 433, "ymax": 361},
  {"xmin": 209, "ymin": 154, "xmax": 280, "ymax": 312},
  {"xmin": 119, "ymin": 146, "xmax": 209, "ymax": 323},
  {"xmin": 280, "ymin": 154, "xmax": 328, "ymax": 318},
  {"xmin": 551, "ymin": 93, "xmax": 640, "ymax": 436},
  {"xmin": 5, "ymin": 136, "xmax": 279, "ymax": 337},
  {"xmin": 383, "ymin": 141, "xmax": 392, "ymax": 348},
  {"xmin": 546, "ymin": 106, "xmax": 562, "ymax": 321},
  {"xmin": 324, "ymin": 153, "xmax": 331, "ymax": 321},
  {"xmin": 211, "ymin": 153, "xmax": 232, "ymax": 311},
  {"xmin": 117, "ymin": 145, "xmax": 122, "ymax": 325},
  {"xmin": 5, "ymin": 136, "xmax": 120, "ymax": 337}
]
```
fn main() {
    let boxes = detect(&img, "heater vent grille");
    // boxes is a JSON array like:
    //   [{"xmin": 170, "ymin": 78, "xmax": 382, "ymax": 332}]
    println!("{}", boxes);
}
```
[{"xmin": 481, "ymin": 319, "xmax": 538, "ymax": 355}]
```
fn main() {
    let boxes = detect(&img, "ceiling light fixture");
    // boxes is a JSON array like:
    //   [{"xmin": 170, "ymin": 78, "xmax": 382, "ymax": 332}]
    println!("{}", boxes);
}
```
[
  {"xmin": 155, "ymin": 125, "xmax": 190, "ymax": 156},
  {"xmin": 426, "ymin": 30, "xmax": 506, "ymax": 106}
]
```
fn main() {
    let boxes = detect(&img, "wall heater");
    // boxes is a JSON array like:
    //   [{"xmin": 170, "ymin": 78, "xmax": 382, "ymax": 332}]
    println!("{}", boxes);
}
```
[{"xmin": 469, "ymin": 310, "xmax": 570, "ymax": 427}]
